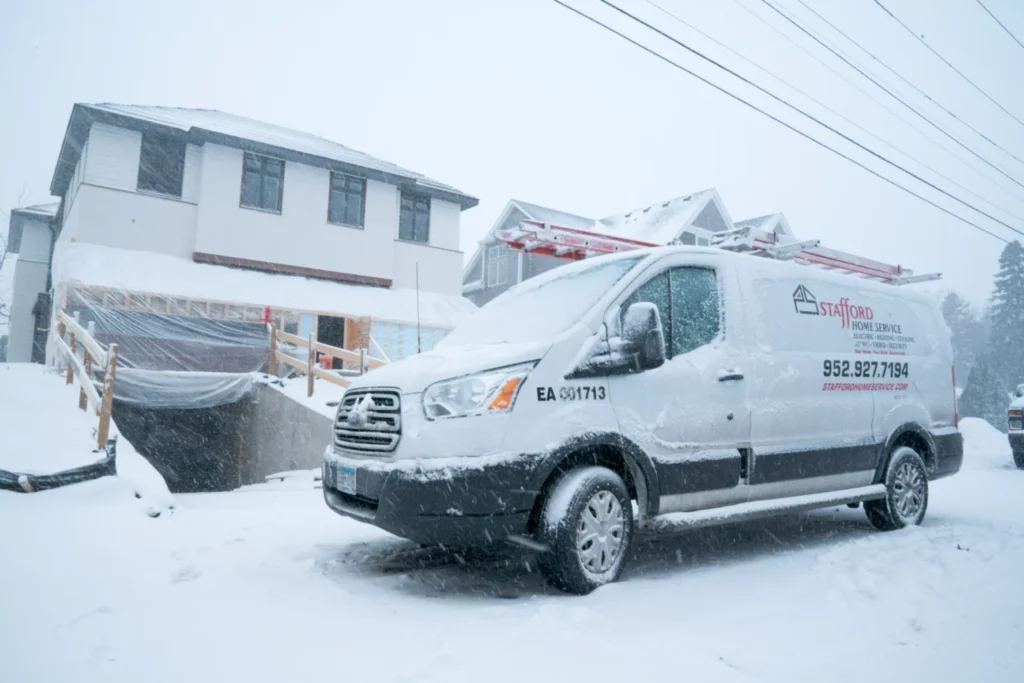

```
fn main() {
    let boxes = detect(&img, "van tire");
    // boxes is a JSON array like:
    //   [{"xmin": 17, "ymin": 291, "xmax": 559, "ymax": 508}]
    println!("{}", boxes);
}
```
[
  {"xmin": 1013, "ymin": 449, "xmax": 1024, "ymax": 470},
  {"xmin": 865, "ymin": 446, "xmax": 929, "ymax": 531},
  {"xmin": 536, "ymin": 467, "xmax": 633, "ymax": 595}
]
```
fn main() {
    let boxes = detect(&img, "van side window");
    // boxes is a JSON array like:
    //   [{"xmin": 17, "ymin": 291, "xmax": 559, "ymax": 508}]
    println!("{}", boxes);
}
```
[
  {"xmin": 669, "ymin": 267, "xmax": 719, "ymax": 356},
  {"xmin": 622, "ymin": 272, "xmax": 670, "ymax": 356}
]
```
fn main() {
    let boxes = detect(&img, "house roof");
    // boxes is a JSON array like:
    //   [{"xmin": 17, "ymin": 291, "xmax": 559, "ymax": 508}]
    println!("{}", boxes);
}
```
[
  {"xmin": 54, "ymin": 243, "xmax": 478, "ymax": 329},
  {"xmin": 734, "ymin": 212, "xmax": 793, "ymax": 236},
  {"xmin": 11, "ymin": 202, "xmax": 60, "ymax": 221},
  {"xmin": 513, "ymin": 200, "xmax": 595, "ymax": 230},
  {"xmin": 594, "ymin": 189, "xmax": 721, "ymax": 244},
  {"xmin": 49, "ymin": 104, "xmax": 478, "ymax": 209}
]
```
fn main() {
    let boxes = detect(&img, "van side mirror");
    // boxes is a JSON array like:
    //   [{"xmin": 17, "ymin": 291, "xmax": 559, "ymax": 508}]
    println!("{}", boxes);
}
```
[
  {"xmin": 622, "ymin": 302, "xmax": 666, "ymax": 372},
  {"xmin": 1016, "ymin": 384, "xmax": 1024, "ymax": 398}
]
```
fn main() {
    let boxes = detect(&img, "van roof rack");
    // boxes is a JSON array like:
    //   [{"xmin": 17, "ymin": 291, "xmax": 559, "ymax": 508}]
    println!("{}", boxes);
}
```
[{"xmin": 495, "ymin": 220, "xmax": 941, "ymax": 285}]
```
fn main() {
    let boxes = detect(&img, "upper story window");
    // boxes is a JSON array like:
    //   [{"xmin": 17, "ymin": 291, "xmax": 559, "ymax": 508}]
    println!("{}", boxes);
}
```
[
  {"xmin": 328, "ymin": 172, "xmax": 365, "ymax": 227},
  {"xmin": 399, "ymin": 192, "xmax": 430, "ymax": 243},
  {"xmin": 240, "ymin": 153, "xmax": 284, "ymax": 213},
  {"xmin": 137, "ymin": 133, "xmax": 186, "ymax": 197},
  {"xmin": 486, "ymin": 244, "xmax": 508, "ymax": 287}
]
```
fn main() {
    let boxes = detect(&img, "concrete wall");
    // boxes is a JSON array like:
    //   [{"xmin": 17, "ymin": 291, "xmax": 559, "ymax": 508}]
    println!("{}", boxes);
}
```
[{"xmin": 239, "ymin": 384, "xmax": 333, "ymax": 483}]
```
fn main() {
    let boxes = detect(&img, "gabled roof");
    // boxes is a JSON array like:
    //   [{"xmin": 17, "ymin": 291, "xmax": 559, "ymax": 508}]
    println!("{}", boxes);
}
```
[
  {"xmin": 513, "ymin": 200, "xmax": 594, "ymax": 230},
  {"xmin": 594, "ymin": 189, "xmax": 725, "ymax": 244},
  {"xmin": 50, "ymin": 104, "xmax": 478, "ymax": 209},
  {"xmin": 735, "ymin": 213, "xmax": 793, "ymax": 236}
]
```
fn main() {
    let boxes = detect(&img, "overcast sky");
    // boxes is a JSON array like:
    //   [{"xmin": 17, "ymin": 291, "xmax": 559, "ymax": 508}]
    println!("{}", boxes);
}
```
[{"xmin": 3, "ymin": 0, "xmax": 1024, "ymax": 306}]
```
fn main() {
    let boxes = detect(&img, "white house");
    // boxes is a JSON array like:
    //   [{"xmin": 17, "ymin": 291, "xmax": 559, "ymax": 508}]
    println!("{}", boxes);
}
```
[
  {"xmin": 2, "ymin": 203, "xmax": 59, "ymax": 363},
  {"xmin": 47, "ymin": 103, "xmax": 479, "ymax": 367},
  {"xmin": 462, "ymin": 189, "xmax": 795, "ymax": 306}
]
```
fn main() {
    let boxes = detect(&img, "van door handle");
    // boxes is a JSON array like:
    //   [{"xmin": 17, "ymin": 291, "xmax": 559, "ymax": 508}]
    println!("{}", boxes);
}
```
[{"xmin": 718, "ymin": 369, "xmax": 744, "ymax": 382}]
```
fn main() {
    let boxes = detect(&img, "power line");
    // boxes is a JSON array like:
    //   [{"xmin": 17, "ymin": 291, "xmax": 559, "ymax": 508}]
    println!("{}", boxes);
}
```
[
  {"xmin": 640, "ymin": 0, "xmax": 1024, "ymax": 224},
  {"xmin": 729, "ymin": 0, "xmax": 1024, "ymax": 206},
  {"xmin": 548, "ymin": 0, "xmax": 1009, "ymax": 244},
  {"xmin": 975, "ymin": 0, "xmax": 1024, "ymax": 51},
  {"xmin": 758, "ymin": 0, "xmax": 1024, "ymax": 195},
  {"xmin": 874, "ymin": 0, "xmax": 1024, "ymax": 130},
  {"xmin": 794, "ymin": 0, "xmax": 1024, "ymax": 169},
  {"xmin": 591, "ymin": 0, "xmax": 1024, "ymax": 237}
]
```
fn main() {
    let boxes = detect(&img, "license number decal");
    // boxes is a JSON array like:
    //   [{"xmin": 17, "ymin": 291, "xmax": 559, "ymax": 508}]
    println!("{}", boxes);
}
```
[{"xmin": 536, "ymin": 386, "xmax": 606, "ymax": 401}]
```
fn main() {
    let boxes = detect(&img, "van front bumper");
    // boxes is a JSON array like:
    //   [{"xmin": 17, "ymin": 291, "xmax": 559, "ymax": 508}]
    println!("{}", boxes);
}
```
[{"xmin": 322, "ymin": 449, "xmax": 541, "ymax": 546}]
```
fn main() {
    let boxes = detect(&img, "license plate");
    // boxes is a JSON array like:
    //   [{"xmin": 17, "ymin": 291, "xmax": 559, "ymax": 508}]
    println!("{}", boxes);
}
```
[{"xmin": 337, "ymin": 465, "xmax": 357, "ymax": 494}]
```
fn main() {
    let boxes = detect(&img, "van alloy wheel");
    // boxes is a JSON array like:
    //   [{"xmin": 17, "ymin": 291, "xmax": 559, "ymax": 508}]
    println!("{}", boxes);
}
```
[
  {"xmin": 865, "ymin": 446, "xmax": 929, "ymax": 531},
  {"xmin": 577, "ymin": 490, "xmax": 625, "ymax": 574}
]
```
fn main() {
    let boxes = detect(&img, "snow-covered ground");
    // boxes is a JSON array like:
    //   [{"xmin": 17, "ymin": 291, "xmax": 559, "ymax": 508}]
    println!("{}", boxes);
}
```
[{"xmin": 1, "ymin": 363, "xmax": 1022, "ymax": 682}]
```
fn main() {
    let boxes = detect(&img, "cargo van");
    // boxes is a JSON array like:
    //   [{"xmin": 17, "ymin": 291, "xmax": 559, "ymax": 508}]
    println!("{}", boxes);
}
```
[{"xmin": 323, "ymin": 241, "xmax": 962, "ymax": 594}]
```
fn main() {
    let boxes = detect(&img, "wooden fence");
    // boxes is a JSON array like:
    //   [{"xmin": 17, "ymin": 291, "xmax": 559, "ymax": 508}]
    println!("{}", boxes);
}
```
[
  {"xmin": 55, "ymin": 310, "xmax": 119, "ymax": 450},
  {"xmin": 268, "ymin": 325, "xmax": 386, "ymax": 397}
]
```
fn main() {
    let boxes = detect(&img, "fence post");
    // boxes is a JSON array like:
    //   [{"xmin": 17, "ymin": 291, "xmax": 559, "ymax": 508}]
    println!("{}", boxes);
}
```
[
  {"xmin": 66, "ymin": 333, "xmax": 76, "ymax": 385},
  {"xmin": 307, "ymin": 333, "xmax": 315, "ymax": 398},
  {"xmin": 359, "ymin": 348, "xmax": 366, "ymax": 375},
  {"xmin": 78, "ymin": 321, "xmax": 97, "ymax": 412},
  {"xmin": 97, "ymin": 344, "xmax": 119, "ymax": 450},
  {"xmin": 268, "ymin": 324, "xmax": 278, "ymax": 377}
]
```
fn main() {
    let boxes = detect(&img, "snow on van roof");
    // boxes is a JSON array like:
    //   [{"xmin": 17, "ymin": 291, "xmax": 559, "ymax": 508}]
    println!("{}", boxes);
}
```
[{"xmin": 54, "ymin": 243, "xmax": 478, "ymax": 329}]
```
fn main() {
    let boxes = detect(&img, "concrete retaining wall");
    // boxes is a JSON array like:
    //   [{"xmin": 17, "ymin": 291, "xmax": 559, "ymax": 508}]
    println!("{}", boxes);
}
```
[{"xmin": 240, "ymin": 385, "xmax": 334, "ymax": 483}]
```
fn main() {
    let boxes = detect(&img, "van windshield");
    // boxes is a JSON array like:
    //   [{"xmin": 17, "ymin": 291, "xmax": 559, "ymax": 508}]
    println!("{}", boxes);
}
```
[{"xmin": 443, "ymin": 255, "xmax": 645, "ymax": 347}]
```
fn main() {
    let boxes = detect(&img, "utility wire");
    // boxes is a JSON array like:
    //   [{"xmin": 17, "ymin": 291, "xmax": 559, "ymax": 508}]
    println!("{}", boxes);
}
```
[
  {"xmin": 795, "ymin": 0, "xmax": 1024, "ymax": 168},
  {"xmin": 592, "ymin": 0, "xmax": 1024, "ymax": 237},
  {"xmin": 874, "ymin": 0, "xmax": 1024, "ymax": 130},
  {"xmin": 548, "ymin": 0, "xmax": 1009, "ymax": 243},
  {"xmin": 758, "ymin": 0, "xmax": 1024, "ymax": 194},
  {"xmin": 729, "ymin": 0, "xmax": 1024, "ymax": 206},
  {"xmin": 640, "ymin": 0, "xmax": 1024, "ymax": 224},
  {"xmin": 975, "ymin": 0, "xmax": 1024, "ymax": 51}
]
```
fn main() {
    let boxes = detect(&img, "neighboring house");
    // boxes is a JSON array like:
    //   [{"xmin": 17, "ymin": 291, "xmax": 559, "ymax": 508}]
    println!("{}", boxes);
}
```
[
  {"xmin": 463, "ymin": 189, "xmax": 793, "ymax": 307},
  {"xmin": 3, "ymin": 202, "xmax": 59, "ymax": 363},
  {"xmin": 46, "ymin": 103, "xmax": 479, "ymax": 369}
]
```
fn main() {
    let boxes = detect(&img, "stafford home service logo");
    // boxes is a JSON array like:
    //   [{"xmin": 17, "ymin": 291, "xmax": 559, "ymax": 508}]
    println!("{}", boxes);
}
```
[{"xmin": 792, "ymin": 285, "xmax": 874, "ymax": 329}]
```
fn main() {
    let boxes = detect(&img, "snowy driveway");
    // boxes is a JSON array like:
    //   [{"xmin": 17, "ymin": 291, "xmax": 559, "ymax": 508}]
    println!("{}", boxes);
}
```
[{"xmin": 2, "ymin": 419, "xmax": 1023, "ymax": 683}]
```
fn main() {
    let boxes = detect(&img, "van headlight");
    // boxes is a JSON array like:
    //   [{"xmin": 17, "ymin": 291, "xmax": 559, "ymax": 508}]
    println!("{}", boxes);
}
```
[{"xmin": 422, "ymin": 362, "xmax": 536, "ymax": 420}]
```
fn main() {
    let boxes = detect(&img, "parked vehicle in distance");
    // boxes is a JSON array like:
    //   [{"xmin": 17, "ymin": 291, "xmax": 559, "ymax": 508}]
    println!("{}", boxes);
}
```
[
  {"xmin": 323, "ymin": 245, "xmax": 962, "ymax": 594},
  {"xmin": 1008, "ymin": 386, "xmax": 1024, "ymax": 469}
]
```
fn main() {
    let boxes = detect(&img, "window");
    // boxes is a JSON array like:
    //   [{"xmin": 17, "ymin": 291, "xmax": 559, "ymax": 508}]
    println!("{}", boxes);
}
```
[
  {"xmin": 137, "ymin": 133, "xmax": 186, "ymax": 197},
  {"xmin": 668, "ymin": 267, "xmax": 719, "ymax": 356},
  {"xmin": 328, "ymin": 173, "xmax": 365, "ymax": 227},
  {"xmin": 621, "ymin": 266, "xmax": 720, "ymax": 358},
  {"xmin": 240, "ymin": 153, "xmax": 284, "ymax": 212},
  {"xmin": 399, "ymin": 192, "xmax": 430, "ymax": 243},
  {"xmin": 486, "ymin": 244, "xmax": 509, "ymax": 287}
]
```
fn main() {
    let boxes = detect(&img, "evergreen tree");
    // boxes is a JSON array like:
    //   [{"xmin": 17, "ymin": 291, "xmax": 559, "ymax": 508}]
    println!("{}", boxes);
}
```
[
  {"xmin": 941, "ymin": 292, "xmax": 986, "ymax": 380},
  {"xmin": 960, "ymin": 353, "xmax": 1010, "ymax": 429}
]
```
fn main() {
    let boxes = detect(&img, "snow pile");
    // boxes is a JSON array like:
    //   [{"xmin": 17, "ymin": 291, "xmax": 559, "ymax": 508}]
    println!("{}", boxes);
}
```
[
  {"xmin": 0, "ymin": 363, "xmax": 173, "ymax": 514},
  {"xmin": 958, "ymin": 417, "xmax": 1013, "ymax": 470},
  {"xmin": 265, "ymin": 374, "xmax": 347, "ymax": 419}
]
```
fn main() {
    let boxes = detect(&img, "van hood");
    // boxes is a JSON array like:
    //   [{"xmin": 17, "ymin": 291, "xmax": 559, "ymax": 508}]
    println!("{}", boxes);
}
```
[{"xmin": 349, "ymin": 340, "xmax": 553, "ymax": 394}]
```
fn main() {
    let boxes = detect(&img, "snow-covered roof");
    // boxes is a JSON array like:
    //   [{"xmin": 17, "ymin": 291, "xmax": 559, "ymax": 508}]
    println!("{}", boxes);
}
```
[
  {"xmin": 11, "ymin": 202, "xmax": 60, "ymax": 220},
  {"xmin": 54, "ymin": 243, "xmax": 477, "ymax": 329},
  {"xmin": 594, "ymin": 189, "xmax": 721, "ymax": 244},
  {"xmin": 51, "ymin": 104, "xmax": 477, "ymax": 209},
  {"xmin": 513, "ymin": 200, "xmax": 594, "ymax": 231},
  {"xmin": 735, "ymin": 212, "xmax": 793, "ymax": 236}
]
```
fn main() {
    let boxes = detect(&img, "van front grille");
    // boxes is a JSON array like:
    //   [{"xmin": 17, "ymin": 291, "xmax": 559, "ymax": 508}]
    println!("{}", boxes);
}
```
[{"xmin": 333, "ymin": 388, "xmax": 401, "ymax": 454}]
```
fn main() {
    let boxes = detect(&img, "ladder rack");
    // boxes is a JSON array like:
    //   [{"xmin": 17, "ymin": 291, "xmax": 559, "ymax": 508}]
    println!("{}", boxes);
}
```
[{"xmin": 495, "ymin": 220, "xmax": 940, "ymax": 285}]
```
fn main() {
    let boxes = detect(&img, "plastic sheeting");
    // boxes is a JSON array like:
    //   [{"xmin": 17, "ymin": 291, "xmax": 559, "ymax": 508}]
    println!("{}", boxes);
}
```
[{"xmin": 115, "ymin": 368, "xmax": 258, "ymax": 410}]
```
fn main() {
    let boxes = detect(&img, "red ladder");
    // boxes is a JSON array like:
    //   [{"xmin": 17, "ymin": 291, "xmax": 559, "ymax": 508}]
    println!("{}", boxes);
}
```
[{"xmin": 495, "ymin": 220, "xmax": 940, "ymax": 285}]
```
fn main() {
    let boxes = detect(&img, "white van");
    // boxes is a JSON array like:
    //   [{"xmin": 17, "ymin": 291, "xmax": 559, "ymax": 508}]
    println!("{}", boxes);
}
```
[{"xmin": 323, "ymin": 246, "xmax": 962, "ymax": 594}]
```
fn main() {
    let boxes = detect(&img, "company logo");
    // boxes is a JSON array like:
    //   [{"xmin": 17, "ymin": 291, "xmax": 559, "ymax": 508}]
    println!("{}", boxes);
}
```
[
  {"xmin": 793, "ymin": 285, "xmax": 819, "ymax": 315},
  {"xmin": 793, "ymin": 285, "xmax": 874, "ymax": 328}
]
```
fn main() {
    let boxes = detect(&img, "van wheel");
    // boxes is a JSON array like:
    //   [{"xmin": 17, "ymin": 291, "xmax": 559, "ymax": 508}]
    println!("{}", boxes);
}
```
[
  {"xmin": 864, "ymin": 446, "xmax": 929, "ymax": 531},
  {"xmin": 1013, "ymin": 449, "xmax": 1024, "ymax": 470},
  {"xmin": 537, "ymin": 467, "xmax": 633, "ymax": 595}
]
